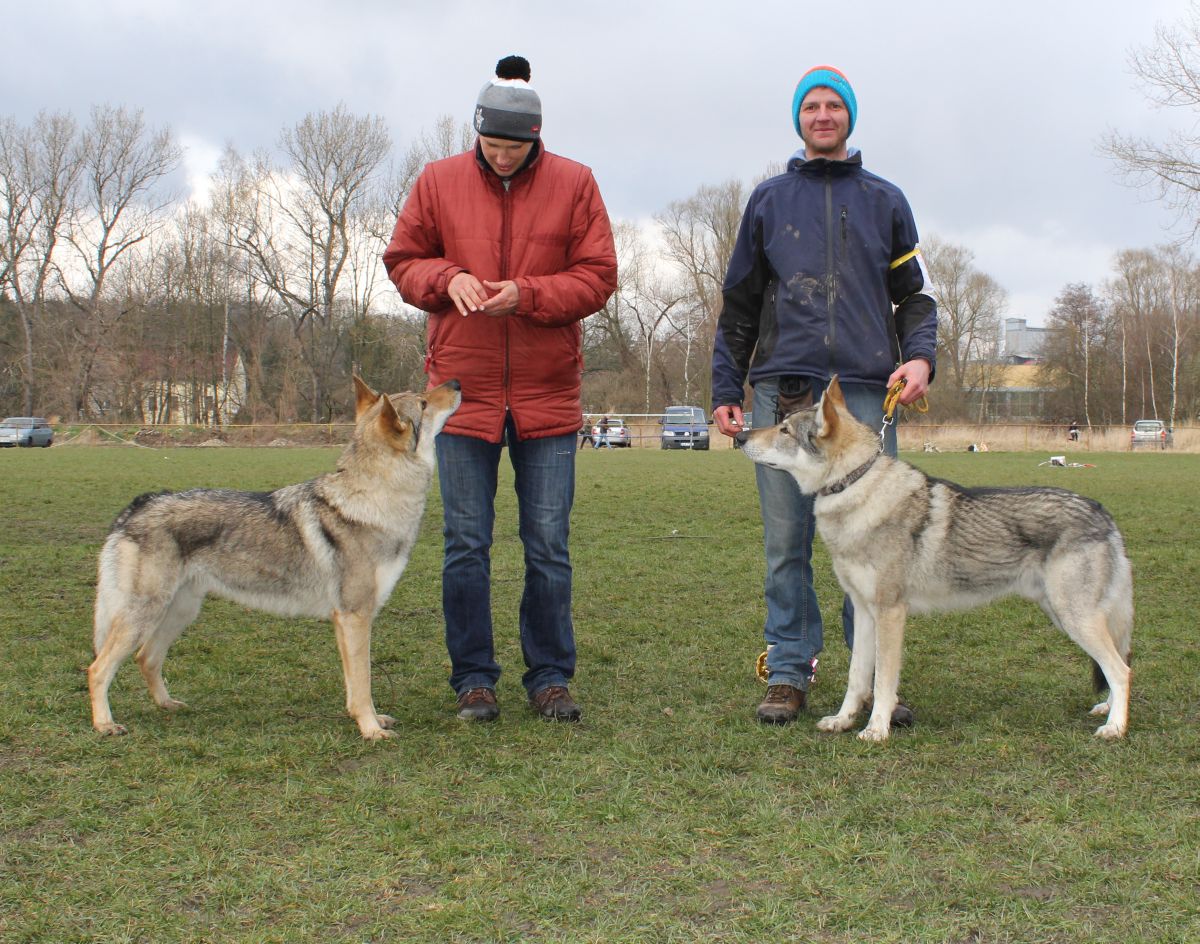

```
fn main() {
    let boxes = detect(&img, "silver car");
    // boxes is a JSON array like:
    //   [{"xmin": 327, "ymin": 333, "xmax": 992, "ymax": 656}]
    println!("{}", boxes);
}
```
[
  {"xmin": 0, "ymin": 416, "xmax": 54, "ymax": 447},
  {"xmin": 1130, "ymin": 419, "xmax": 1172, "ymax": 450},
  {"xmin": 589, "ymin": 417, "xmax": 632, "ymax": 448}
]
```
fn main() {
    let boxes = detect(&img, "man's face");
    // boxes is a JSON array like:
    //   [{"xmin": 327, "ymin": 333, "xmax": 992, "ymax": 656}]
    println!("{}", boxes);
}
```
[
  {"xmin": 479, "ymin": 135, "xmax": 534, "ymax": 177},
  {"xmin": 798, "ymin": 87, "xmax": 850, "ymax": 159}
]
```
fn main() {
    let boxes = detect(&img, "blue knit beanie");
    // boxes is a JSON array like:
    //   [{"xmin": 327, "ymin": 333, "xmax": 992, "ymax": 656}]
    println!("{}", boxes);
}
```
[{"xmin": 791, "ymin": 65, "xmax": 857, "ymax": 137}]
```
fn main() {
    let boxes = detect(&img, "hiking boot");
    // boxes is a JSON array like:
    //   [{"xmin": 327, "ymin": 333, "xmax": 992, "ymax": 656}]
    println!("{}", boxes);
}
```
[
  {"xmin": 456, "ymin": 687, "xmax": 499, "ymax": 722},
  {"xmin": 890, "ymin": 699, "xmax": 915, "ymax": 728},
  {"xmin": 863, "ymin": 696, "xmax": 916, "ymax": 729},
  {"xmin": 529, "ymin": 685, "xmax": 582, "ymax": 722},
  {"xmin": 756, "ymin": 684, "xmax": 806, "ymax": 724}
]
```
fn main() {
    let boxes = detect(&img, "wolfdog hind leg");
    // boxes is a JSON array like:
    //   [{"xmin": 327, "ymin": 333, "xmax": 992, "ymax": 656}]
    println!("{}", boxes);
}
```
[
  {"xmin": 89, "ymin": 603, "xmax": 161, "ymax": 736},
  {"xmin": 136, "ymin": 583, "xmax": 203, "ymax": 711},
  {"xmin": 1046, "ymin": 593, "xmax": 1131, "ymax": 739}
]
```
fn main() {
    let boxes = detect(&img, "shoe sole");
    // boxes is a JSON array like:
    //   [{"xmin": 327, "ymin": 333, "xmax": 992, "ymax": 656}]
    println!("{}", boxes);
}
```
[
  {"xmin": 534, "ymin": 710, "xmax": 581, "ymax": 722},
  {"xmin": 456, "ymin": 709, "xmax": 500, "ymax": 722}
]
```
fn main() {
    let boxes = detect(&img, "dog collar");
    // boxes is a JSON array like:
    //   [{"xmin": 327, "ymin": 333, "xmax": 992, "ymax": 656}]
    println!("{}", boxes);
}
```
[{"xmin": 818, "ymin": 455, "xmax": 878, "ymax": 497}]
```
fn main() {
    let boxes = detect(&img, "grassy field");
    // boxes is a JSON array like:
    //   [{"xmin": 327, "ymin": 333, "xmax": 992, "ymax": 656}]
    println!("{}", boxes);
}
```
[{"xmin": 1, "ymin": 444, "xmax": 1198, "ymax": 943}]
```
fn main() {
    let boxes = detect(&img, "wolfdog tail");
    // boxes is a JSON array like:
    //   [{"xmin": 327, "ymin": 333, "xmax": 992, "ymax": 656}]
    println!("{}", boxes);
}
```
[{"xmin": 93, "ymin": 534, "xmax": 122, "ymax": 657}]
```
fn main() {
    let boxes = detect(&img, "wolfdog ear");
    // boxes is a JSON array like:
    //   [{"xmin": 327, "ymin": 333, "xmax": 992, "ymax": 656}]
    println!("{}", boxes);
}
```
[
  {"xmin": 376, "ymin": 394, "xmax": 413, "ymax": 448},
  {"xmin": 817, "ymin": 376, "xmax": 843, "ymax": 439},
  {"xmin": 353, "ymin": 375, "xmax": 380, "ymax": 419}
]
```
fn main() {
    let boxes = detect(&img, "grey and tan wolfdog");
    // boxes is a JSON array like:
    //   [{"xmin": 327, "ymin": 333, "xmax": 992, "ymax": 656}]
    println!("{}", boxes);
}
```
[
  {"xmin": 736, "ymin": 377, "xmax": 1133, "ymax": 741},
  {"xmin": 88, "ymin": 376, "xmax": 460, "ymax": 740}
]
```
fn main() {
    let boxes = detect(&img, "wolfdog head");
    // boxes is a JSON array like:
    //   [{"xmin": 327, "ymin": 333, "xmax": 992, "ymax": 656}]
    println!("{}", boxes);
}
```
[
  {"xmin": 341, "ymin": 375, "xmax": 461, "ymax": 472},
  {"xmin": 736, "ymin": 377, "xmax": 878, "ymax": 494}
]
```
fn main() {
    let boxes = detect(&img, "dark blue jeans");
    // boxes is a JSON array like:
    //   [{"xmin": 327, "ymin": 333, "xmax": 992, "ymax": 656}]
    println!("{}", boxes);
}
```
[
  {"xmin": 752, "ymin": 377, "xmax": 898, "ymax": 691},
  {"xmin": 435, "ymin": 417, "xmax": 576, "ymax": 698}
]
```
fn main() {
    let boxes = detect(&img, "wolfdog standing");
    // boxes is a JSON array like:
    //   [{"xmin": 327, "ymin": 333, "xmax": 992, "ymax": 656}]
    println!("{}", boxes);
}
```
[
  {"xmin": 737, "ymin": 378, "xmax": 1133, "ymax": 741},
  {"xmin": 88, "ymin": 376, "xmax": 460, "ymax": 740}
]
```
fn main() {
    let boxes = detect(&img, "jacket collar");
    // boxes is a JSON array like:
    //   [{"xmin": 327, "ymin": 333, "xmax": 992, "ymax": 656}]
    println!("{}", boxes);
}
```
[
  {"xmin": 475, "ymin": 138, "xmax": 542, "ymax": 184},
  {"xmin": 787, "ymin": 146, "xmax": 862, "ymax": 176}
]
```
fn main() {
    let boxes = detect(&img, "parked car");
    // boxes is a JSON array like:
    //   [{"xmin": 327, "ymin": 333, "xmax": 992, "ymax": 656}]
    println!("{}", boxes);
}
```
[
  {"xmin": 1130, "ymin": 419, "xmax": 1172, "ymax": 450},
  {"xmin": 659, "ymin": 405, "xmax": 710, "ymax": 450},
  {"xmin": 589, "ymin": 417, "xmax": 632, "ymax": 447},
  {"xmin": 0, "ymin": 416, "xmax": 54, "ymax": 448}
]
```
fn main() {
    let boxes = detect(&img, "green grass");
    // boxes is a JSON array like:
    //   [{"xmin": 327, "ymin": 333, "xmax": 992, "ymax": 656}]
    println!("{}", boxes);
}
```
[{"xmin": 1, "ymin": 445, "xmax": 1198, "ymax": 943}]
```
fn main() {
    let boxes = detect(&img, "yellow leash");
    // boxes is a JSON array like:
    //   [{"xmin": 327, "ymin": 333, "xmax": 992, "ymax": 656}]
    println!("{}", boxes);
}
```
[
  {"xmin": 756, "ymin": 379, "xmax": 929, "ymax": 682},
  {"xmin": 878, "ymin": 378, "xmax": 927, "ymax": 451}
]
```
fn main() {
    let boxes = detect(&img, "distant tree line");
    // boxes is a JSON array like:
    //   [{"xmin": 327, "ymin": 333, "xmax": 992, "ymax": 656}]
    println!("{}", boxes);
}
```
[{"xmin": 2, "ymin": 84, "xmax": 1199, "ymax": 426}]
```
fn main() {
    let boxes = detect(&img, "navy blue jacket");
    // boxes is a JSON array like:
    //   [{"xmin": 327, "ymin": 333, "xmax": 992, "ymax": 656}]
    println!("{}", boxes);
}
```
[{"xmin": 711, "ymin": 150, "xmax": 937, "ymax": 406}]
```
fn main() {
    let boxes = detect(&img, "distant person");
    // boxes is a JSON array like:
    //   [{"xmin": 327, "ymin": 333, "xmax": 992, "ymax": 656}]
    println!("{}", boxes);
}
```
[
  {"xmin": 710, "ymin": 65, "xmax": 937, "ymax": 726},
  {"xmin": 1068, "ymin": 421, "xmax": 1080, "ymax": 442},
  {"xmin": 598, "ymin": 415, "xmax": 612, "ymax": 449},
  {"xmin": 579, "ymin": 423, "xmax": 594, "ymax": 448},
  {"xmin": 383, "ymin": 55, "xmax": 618, "ymax": 723}
]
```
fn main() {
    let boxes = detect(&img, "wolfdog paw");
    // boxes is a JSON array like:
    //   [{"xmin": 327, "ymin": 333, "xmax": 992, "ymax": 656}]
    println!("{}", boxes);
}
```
[
  {"xmin": 157, "ymin": 698, "xmax": 188, "ymax": 712},
  {"xmin": 95, "ymin": 722, "xmax": 128, "ymax": 736},
  {"xmin": 359, "ymin": 726, "xmax": 398, "ymax": 741},
  {"xmin": 857, "ymin": 725, "xmax": 891, "ymax": 742},
  {"xmin": 816, "ymin": 714, "xmax": 855, "ymax": 733},
  {"xmin": 1093, "ymin": 721, "xmax": 1126, "ymax": 740},
  {"xmin": 1088, "ymin": 699, "xmax": 1111, "ymax": 716}
]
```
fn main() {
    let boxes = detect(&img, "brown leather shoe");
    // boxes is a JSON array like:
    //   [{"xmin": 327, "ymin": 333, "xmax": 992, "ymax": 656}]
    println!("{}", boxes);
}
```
[
  {"xmin": 456, "ymin": 687, "xmax": 499, "ymax": 721},
  {"xmin": 891, "ymin": 699, "xmax": 915, "ymax": 728},
  {"xmin": 529, "ymin": 685, "xmax": 581, "ymax": 721},
  {"xmin": 756, "ymin": 684, "xmax": 806, "ymax": 724},
  {"xmin": 863, "ymin": 696, "xmax": 916, "ymax": 729}
]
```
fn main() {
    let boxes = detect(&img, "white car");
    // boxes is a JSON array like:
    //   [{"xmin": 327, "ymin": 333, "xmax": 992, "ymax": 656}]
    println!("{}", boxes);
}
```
[
  {"xmin": 1130, "ymin": 419, "xmax": 1172, "ymax": 450},
  {"xmin": 0, "ymin": 416, "xmax": 54, "ymax": 447}
]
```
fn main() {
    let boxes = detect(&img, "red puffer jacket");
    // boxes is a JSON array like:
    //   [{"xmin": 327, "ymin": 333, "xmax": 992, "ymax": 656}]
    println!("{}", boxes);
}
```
[{"xmin": 383, "ymin": 143, "xmax": 618, "ymax": 442}]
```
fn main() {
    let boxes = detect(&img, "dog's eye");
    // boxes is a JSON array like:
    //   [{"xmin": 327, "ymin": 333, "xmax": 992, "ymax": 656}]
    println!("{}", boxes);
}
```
[
  {"xmin": 778, "ymin": 426, "xmax": 791, "ymax": 436},
  {"xmin": 419, "ymin": 399, "xmax": 428, "ymax": 410}
]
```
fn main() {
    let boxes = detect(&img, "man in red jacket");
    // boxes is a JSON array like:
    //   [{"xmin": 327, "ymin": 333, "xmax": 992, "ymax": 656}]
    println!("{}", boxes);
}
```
[{"xmin": 383, "ymin": 56, "xmax": 618, "ymax": 723}]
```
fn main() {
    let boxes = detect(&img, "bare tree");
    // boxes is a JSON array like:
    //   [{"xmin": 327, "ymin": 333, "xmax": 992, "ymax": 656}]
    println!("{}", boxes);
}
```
[
  {"xmin": 0, "ymin": 111, "xmax": 82, "ymax": 414},
  {"xmin": 224, "ymin": 105, "xmax": 390, "ymax": 421},
  {"xmin": 613, "ymin": 229, "xmax": 688, "ymax": 411},
  {"xmin": 1102, "ymin": 3, "xmax": 1200, "ymax": 234},
  {"xmin": 655, "ymin": 179, "xmax": 745, "ymax": 366},
  {"xmin": 922, "ymin": 236, "xmax": 1007, "ymax": 418},
  {"xmin": 1040, "ymin": 283, "xmax": 1107, "ymax": 426},
  {"xmin": 381, "ymin": 114, "xmax": 474, "ymax": 227},
  {"xmin": 60, "ymin": 105, "xmax": 182, "ymax": 418},
  {"xmin": 583, "ymin": 220, "xmax": 641, "ymax": 374},
  {"xmin": 1154, "ymin": 243, "xmax": 1198, "ymax": 427}
]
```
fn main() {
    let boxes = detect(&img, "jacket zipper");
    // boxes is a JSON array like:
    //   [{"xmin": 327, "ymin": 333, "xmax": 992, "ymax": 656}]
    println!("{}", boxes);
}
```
[
  {"xmin": 501, "ymin": 178, "xmax": 513, "ymax": 433},
  {"xmin": 824, "ymin": 169, "xmax": 836, "ymax": 361}
]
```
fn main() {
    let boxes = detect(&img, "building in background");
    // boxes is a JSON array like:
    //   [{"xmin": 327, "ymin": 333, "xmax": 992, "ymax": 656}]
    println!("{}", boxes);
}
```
[{"xmin": 1003, "ymin": 317, "xmax": 1047, "ymax": 364}]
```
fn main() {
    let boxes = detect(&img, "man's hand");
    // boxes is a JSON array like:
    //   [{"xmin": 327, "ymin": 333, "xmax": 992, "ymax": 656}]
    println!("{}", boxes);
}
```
[
  {"xmin": 448, "ymin": 271, "xmax": 488, "ymax": 316},
  {"xmin": 480, "ymin": 280, "xmax": 519, "ymax": 317},
  {"xmin": 713, "ymin": 404, "xmax": 746, "ymax": 438},
  {"xmin": 887, "ymin": 358, "xmax": 931, "ymax": 405}
]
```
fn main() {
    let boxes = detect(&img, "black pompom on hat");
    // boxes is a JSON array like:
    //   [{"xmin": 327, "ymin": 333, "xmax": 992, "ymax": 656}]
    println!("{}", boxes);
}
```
[{"xmin": 474, "ymin": 55, "xmax": 541, "ymax": 141}]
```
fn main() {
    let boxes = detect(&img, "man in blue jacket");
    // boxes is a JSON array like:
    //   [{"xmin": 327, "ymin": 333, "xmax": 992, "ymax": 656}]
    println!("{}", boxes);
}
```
[{"xmin": 711, "ymin": 65, "xmax": 937, "ymax": 725}]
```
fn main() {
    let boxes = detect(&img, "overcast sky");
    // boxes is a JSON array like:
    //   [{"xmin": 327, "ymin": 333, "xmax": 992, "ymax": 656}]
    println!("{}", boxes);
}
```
[{"xmin": 8, "ymin": 0, "xmax": 1196, "ymax": 324}]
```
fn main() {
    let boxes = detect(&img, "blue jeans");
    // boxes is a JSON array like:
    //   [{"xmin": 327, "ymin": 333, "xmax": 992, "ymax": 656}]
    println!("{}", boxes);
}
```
[
  {"xmin": 436, "ymin": 416, "xmax": 577, "ymax": 697},
  {"xmin": 752, "ymin": 377, "xmax": 898, "ymax": 690}
]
